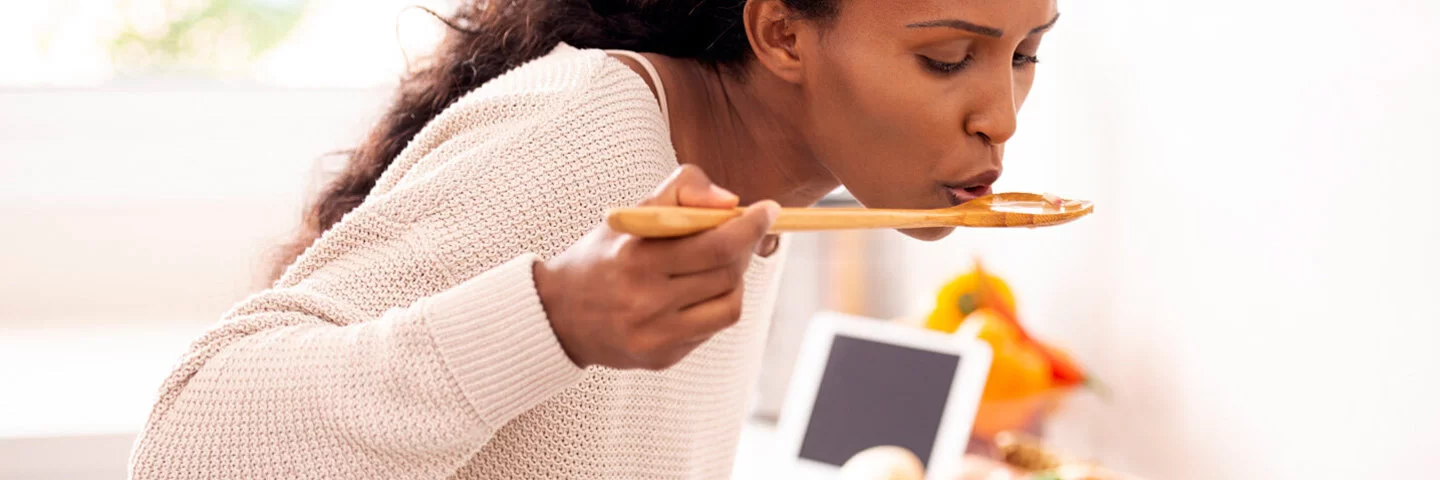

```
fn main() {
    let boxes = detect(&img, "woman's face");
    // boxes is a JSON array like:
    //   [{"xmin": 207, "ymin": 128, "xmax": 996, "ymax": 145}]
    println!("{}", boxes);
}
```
[{"xmin": 795, "ymin": 0, "xmax": 1058, "ymax": 240}]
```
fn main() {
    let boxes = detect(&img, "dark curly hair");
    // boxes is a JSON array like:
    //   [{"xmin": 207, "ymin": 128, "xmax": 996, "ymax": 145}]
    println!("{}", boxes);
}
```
[{"xmin": 271, "ymin": 0, "xmax": 838, "ymax": 281}]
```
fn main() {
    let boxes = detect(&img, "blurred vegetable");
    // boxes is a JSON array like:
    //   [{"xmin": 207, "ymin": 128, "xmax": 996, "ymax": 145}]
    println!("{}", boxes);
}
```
[
  {"xmin": 1039, "ymin": 343, "xmax": 1085, "ymax": 388},
  {"xmin": 970, "ymin": 309, "xmax": 1052, "ymax": 401},
  {"xmin": 840, "ymin": 446, "xmax": 925, "ymax": 480},
  {"xmin": 924, "ymin": 259, "xmax": 1099, "ymax": 436},
  {"xmin": 925, "ymin": 260, "xmax": 1015, "ymax": 333}
]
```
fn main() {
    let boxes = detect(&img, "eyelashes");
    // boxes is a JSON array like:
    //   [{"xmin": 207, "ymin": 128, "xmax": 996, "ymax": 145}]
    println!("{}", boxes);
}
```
[
  {"xmin": 921, "ymin": 55, "xmax": 973, "ymax": 74},
  {"xmin": 920, "ymin": 53, "xmax": 1041, "ymax": 75},
  {"xmin": 1012, "ymin": 53, "xmax": 1041, "ymax": 67}
]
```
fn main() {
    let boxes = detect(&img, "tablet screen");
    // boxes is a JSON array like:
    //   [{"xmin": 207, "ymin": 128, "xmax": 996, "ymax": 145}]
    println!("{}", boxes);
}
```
[{"xmin": 796, "ymin": 334, "xmax": 961, "ymax": 468}]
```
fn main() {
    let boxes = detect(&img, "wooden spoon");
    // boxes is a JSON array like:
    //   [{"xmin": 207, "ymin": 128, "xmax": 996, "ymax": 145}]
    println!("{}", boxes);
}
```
[{"xmin": 606, "ymin": 192, "xmax": 1094, "ymax": 238}]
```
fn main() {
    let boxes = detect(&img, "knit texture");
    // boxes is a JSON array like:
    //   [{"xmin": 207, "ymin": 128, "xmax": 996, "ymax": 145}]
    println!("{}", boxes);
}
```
[{"xmin": 130, "ymin": 43, "xmax": 789, "ymax": 479}]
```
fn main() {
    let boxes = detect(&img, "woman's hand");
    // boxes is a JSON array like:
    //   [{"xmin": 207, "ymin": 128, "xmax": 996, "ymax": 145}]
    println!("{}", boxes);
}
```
[{"xmin": 535, "ymin": 165, "xmax": 779, "ymax": 370}]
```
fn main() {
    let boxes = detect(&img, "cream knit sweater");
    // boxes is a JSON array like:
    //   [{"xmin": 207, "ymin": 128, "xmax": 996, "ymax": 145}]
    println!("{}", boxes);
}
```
[{"xmin": 131, "ymin": 43, "xmax": 788, "ymax": 479}]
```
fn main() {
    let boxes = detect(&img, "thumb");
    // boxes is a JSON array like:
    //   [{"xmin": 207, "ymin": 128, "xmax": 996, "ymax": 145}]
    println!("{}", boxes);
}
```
[
  {"xmin": 642, "ymin": 165, "xmax": 740, "ymax": 208},
  {"xmin": 748, "ymin": 200, "xmax": 783, "ymax": 256},
  {"xmin": 748, "ymin": 200, "xmax": 781, "ymax": 231},
  {"xmin": 743, "ymin": 200, "xmax": 782, "ymax": 254}
]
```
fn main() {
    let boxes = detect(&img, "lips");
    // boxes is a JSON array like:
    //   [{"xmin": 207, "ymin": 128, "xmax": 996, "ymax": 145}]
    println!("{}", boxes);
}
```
[
  {"xmin": 943, "ymin": 169, "xmax": 1001, "ymax": 205},
  {"xmin": 945, "ymin": 184, "xmax": 993, "ymax": 204},
  {"xmin": 944, "ymin": 185, "xmax": 992, "ymax": 206}
]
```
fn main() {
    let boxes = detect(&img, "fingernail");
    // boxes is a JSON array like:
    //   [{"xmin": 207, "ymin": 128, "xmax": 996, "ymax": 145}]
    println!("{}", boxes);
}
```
[{"xmin": 710, "ymin": 184, "xmax": 738, "ymax": 202}]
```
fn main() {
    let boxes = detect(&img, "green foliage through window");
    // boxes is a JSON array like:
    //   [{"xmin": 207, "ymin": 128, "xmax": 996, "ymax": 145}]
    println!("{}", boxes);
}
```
[{"xmin": 109, "ymin": 0, "xmax": 309, "ymax": 76}]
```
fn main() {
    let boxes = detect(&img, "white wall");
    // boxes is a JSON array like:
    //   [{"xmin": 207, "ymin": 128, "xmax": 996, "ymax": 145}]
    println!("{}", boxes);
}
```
[
  {"xmin": 0, "ymin": 87, "xmax": 388, "ymax": 478},
  {"xmin": 0, "ymin": 87, "xmax": 388, "ymax": 327},
  {"xmin": 891, "ymin": 1, "xmax": 1440, "ymax": 478}
]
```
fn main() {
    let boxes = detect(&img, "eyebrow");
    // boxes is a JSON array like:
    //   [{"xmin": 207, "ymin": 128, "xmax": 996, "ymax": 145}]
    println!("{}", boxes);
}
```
[
  {"xmin": 906, "ymin": 13, "xmax": 1061, "ymax": 38},
  {"xmin": 1029, "ymin": 13, "xmax": 1061, "ymax": 34}
]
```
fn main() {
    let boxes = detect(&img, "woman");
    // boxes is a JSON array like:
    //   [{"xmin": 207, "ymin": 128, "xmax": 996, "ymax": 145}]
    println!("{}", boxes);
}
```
[{"xmin": 132, "ymin": 0, "xmax": 1058, "ymax": 477}]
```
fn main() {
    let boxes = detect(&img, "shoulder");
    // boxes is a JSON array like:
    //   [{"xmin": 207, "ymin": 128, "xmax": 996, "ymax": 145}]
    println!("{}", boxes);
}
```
[
  {"xmin": 448, "ymin": 42, "xmax": 666, "ymax": 144},
  {"xmin": 453, "ymin": 43, "xmax": 613, "ymax": 109},
  {"xmin": 370, "ymin": 43, "xmax": 677, "ymax": 224},
  {"xmin": 374, "ymin": 43, "xmax": 676, "ymax": 204},
  {"xmin": 465, "ymin": 43, "xmax": 639, "ymax": 103},
  {"xmin": 472, "ymin": 43, "xmax": 669, "ymax": 160},
  {"xmin": 468, "ymin": 42, "xmax": 674, "ymax": 172},
  {"xmin": 445, "ymin": 42, "xmax": 677, "ymax": 189}
]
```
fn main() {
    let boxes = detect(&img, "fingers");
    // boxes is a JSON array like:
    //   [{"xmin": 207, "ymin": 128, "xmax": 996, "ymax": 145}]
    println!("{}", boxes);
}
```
[
  {"xmin": 665, "ymin": 261, "xmax": 747, "ymax": 310},
  {"xmin": 623, "ymin": 269, "xmax": 747, "ymax": 370},
  {"xmin": 594, "ymin": 165, "xmax": 774, "ymax": 371},
  {"xmin": 641, "ymin": 164, "xmax": 740, "ymax": 209},
  {"xmin": 648, "ymin": 200, "xmax": 780, "ymax": 275},
  {"xmin": 673, "ymin": 287, "xmax": 746, "ymax": 341}
]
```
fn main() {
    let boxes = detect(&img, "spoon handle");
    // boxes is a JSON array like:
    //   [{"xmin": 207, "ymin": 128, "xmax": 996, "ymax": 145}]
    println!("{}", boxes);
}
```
[{"xmin": 606, "ymin": 206, "xmax": 945, "ymax": 238}]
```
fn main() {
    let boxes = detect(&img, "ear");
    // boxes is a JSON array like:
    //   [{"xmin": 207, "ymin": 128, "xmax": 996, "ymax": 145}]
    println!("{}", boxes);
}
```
[{"xmin": 744, "ymin": 0, "xmax": 806, "ymax": 84}]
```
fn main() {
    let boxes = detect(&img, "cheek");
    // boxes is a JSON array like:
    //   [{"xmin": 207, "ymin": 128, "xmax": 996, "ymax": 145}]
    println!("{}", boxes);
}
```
[
  {"xmin": 804, "ymin": 55, "xmax": 958, "ymax": 189},
  {"xmin": 1014, "ymin": 72, "xmax": 1037, "ymax": 109},
  {"xmin": 809, "ymin": 61, "xmax": 916, "ymax": 142}
]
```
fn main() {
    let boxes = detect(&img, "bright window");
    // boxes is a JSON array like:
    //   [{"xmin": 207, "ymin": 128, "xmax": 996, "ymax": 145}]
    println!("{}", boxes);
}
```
[{"xmin": 0, "ymin": 0, "xmax": 446, "ymax": 87}]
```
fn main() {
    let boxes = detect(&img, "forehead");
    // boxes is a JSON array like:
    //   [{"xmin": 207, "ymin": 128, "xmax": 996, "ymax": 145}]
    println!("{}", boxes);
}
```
[{"xmin": 833, "ymin": 0, "xmax": 1058, "ymax": 37}]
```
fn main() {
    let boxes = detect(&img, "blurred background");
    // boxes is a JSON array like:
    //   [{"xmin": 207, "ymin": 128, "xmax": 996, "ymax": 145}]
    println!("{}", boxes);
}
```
[{"xmin": 2, "ymin": 0, "xmax": 1437, "ymax": 479}]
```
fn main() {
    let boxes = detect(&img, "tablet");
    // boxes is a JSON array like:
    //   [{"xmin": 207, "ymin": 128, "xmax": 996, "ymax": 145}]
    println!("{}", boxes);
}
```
[{"xmin": 776, "ymin": 312, "xmax": 992, "ymax": 479}]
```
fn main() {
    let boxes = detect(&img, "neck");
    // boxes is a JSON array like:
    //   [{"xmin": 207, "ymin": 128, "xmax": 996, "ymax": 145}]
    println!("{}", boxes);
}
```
[{"xmin": 654, "ymin": 59, "xmax": 840, "ymax": 208}]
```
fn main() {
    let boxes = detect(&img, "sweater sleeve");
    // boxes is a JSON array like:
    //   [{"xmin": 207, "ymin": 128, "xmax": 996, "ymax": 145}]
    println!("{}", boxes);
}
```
[
  {"xmin": 132, "ymin": 45, "xmax": 675, "ymax": 478},
  {"xmin": 129, "ymin": 254, "xmax": 586, "ymax": 479}
]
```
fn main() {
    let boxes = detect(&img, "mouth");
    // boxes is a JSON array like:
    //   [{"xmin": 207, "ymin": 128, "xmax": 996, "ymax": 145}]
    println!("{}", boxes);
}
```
[{"xmin": 942, "ymin": 170, "xmax": 1001, "ymax": 206}]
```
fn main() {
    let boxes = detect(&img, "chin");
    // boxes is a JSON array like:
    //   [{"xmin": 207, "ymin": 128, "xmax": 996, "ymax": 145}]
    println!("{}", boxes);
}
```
[{"xmin": 897, "ymin": 226, "xmax": 955, "ymax": 241}]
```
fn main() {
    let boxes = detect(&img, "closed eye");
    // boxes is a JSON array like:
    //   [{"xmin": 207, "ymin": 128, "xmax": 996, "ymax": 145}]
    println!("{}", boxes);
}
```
[
  {"xmin": 920, "ymin": 55, "xmax": 973, "ymax": 75},
  {"xmin": 922, "ymin": 53, "xmax": 1039, "ymax": 75}
]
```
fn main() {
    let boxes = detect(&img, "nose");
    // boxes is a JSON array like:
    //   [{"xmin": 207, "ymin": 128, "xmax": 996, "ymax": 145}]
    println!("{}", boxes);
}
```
[{"xmin": 963, "ymin": 69, "xmax": 1019, "ymax": 145}]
